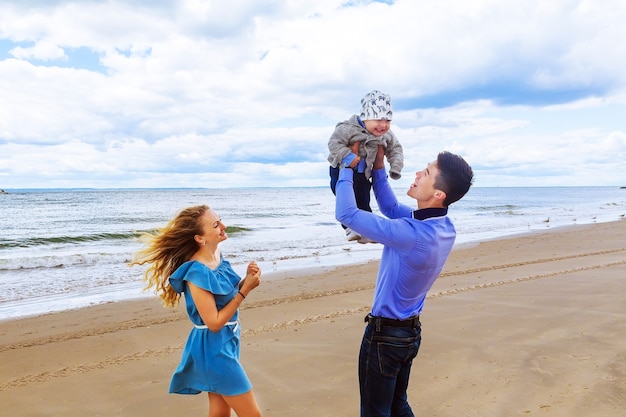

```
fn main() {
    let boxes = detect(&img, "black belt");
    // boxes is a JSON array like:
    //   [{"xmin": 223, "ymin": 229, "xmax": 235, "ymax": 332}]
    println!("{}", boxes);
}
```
[{"xmin": 365, "ymin": 313, "xmax": 420, "ymax": 328}]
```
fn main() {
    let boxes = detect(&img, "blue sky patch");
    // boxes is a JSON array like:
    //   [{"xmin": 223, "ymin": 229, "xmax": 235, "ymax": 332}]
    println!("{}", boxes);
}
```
[
  {"xmin": 396, "ymin": 83, "xmax": 603, "ymax": 109},
  {"xmin": 0, "ymin": 39, "xmax": 106, "ymax": 73},
  {"xmin": 42, "ymin": 46, "xmax": 105, "ymax": 73},
  {"xmin": 0, "ymin": 39, "xmax": 23, "ymax": 60}
]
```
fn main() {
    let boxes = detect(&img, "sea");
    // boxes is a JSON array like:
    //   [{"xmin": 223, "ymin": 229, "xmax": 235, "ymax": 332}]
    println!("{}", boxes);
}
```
[{"xmin": 1, "ymin": 186, "xmax": 625, "ymax": 321}]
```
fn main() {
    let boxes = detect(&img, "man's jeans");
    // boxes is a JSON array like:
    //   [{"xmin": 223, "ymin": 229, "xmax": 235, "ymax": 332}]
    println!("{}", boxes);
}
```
[{"xmin": 359, "ymin": 322, "xmax": 422, "ymax": 417}]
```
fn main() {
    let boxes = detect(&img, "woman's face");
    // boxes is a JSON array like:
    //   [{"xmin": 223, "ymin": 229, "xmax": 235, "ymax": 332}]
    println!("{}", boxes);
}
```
[{"xmin": 196, "ymin": 209, "xmax": 228, "ymax": 245}]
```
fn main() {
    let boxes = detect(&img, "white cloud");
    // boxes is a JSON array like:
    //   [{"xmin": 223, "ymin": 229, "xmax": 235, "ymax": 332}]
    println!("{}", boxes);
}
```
[
  {"xmin": 1, "ymin": 0, "xmax": 625, "ymax": 188},
  {"xmin": 10, "ymin": 40, "xmax": 66, "ymax": 61}
]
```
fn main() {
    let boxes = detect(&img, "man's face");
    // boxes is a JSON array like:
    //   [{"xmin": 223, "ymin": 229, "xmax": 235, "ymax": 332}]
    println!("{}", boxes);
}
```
[
  {"xmin": 363, "ymin": 119, "xmax": 391, "ymax": 137},
  {"xmin": 407, "ymin": 161, "xmax": 441, "ymax": 205}
]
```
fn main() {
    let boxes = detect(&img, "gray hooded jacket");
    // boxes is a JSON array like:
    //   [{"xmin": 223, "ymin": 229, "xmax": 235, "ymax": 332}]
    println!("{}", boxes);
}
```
[{"xmin": 327, "ymin": 115, "xmax": 403, "ymax": 180}]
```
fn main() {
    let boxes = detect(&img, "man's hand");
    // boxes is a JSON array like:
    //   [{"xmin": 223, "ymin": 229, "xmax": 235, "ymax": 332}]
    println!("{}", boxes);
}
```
[
  {"xmin": 349, "ymin": 141, "xmax": 361, "ymax": 168},
  {"xmin": 373, "ymin": 145, "xmax": 385, "ymax": 170}
]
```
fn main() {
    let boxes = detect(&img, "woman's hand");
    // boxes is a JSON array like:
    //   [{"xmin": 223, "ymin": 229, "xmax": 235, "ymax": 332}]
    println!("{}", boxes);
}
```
[
  {"xmin": 240, "ymin": 261, "xmax": 261, "ymax": 296},
  {"xmin": 246, "ymin": 260, "xmax": 259, "ymax": 276}
]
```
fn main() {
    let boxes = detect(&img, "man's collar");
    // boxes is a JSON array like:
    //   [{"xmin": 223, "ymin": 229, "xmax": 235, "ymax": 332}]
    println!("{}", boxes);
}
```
[{"xmin": 412, "ymin": 207, "xmax": 448, "ymax": 220}]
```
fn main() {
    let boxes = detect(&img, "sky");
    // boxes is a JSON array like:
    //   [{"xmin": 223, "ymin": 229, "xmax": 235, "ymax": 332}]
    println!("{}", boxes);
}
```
[{"xmin": 1, "ymin": 0, "xmax": 626, "ymax": 189}]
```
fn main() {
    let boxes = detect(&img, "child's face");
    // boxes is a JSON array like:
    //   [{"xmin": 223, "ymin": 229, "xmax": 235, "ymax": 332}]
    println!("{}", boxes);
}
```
[{"xmin": 364, "ymin": 119, "xmax": 391, "ymax": 137}]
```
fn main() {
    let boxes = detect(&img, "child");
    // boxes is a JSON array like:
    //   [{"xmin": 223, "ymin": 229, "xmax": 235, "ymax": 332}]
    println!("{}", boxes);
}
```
[{"xmin": 328, "ymin": 90, "xmax": 404, "ymax": 243}]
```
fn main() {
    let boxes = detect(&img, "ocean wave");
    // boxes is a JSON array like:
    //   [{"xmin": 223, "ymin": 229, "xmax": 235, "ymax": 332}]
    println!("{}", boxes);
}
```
[
  {"xmin": 236, "ymin": 212, "xmax": 314, "ymax": 219},
  {"xmin": 0, "ymin": 226, "xmax": 254, "ymax": 250},
  {"xmin": 1, "ymin": 232, "xmax": 142, "ymax": 249},
  {"xmin": 0, "ymin": 252, "xmax": 132, "ymax": 271},
  {"xmin": 472, "ymin": 204, "xmax": 522, "ymax": 212}
]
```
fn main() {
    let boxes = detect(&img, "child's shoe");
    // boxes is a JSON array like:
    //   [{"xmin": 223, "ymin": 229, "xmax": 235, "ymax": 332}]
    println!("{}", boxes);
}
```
[{"xmin": 345, "ymin": 228, "xmax": 361, "ymax": 241}]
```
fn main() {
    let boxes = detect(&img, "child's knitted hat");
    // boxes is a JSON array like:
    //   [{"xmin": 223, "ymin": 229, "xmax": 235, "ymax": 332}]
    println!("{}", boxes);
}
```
[{"xmin": 360, "ymin": 90, "xmax": 393, "ymax": 121}]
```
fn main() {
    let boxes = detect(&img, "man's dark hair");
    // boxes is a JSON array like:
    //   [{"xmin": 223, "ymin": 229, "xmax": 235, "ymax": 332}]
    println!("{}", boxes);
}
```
[{"xmin": 435, "ymin": 151, "xmax": 474, "ymax": 207}]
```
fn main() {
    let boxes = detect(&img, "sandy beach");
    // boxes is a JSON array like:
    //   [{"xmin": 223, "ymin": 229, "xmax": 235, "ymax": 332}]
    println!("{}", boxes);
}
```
[{"xmin": 1, "ymin": 220, "xmax": 625, "ymax": 417}]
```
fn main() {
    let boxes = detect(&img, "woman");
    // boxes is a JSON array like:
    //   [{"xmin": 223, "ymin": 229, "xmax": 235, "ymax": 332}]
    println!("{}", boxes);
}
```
[{"xmin": 132, "ymin": 204, "xmax": 263, "ymax": 417}]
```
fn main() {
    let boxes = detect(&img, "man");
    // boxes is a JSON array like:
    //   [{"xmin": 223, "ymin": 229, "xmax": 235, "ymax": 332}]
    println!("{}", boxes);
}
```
[{"xmin": 335, "ymin": 146, "xmax": 473, "ymax": 417}]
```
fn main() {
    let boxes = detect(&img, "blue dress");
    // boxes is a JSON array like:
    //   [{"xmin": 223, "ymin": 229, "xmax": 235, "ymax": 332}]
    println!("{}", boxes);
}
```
[{"xmin": 168, "ymin": 259, "xmax": 252, "ymax": 396}]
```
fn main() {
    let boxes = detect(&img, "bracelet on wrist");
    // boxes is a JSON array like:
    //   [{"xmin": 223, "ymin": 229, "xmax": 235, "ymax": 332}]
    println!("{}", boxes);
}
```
[{"xmin": 238, "ymin": 291, "xmax": 246, "ymax": 299}]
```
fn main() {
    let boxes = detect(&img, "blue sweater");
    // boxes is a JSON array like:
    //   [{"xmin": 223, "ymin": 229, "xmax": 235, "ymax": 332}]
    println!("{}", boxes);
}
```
[{"xmin": 335, "ymin": 167, "xmax": 456, "ymax": 319}]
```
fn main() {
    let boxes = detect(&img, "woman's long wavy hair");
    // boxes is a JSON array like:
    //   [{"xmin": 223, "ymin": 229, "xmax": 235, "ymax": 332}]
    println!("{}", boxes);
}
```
[{"xmin": 131, "ymin": 205, "xmax": 209, "ymax": 307}]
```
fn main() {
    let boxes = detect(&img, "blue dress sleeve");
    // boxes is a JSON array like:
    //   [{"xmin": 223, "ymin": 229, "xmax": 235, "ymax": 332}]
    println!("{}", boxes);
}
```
[{"xmin": 169, "ymin": 260, "xmax": 236, "ymax": 295}]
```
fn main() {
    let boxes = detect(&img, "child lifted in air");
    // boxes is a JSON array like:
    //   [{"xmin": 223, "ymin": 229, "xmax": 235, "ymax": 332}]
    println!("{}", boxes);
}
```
[{"xmin": 328, "ymin": 90, "xmax": 404, "ymax": 243}]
